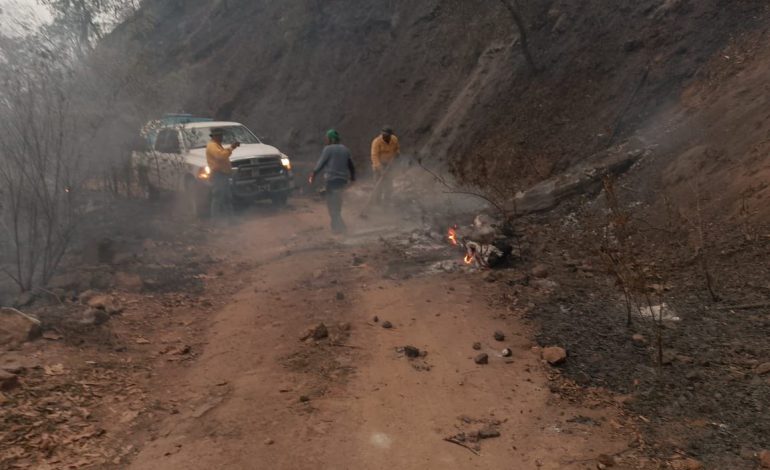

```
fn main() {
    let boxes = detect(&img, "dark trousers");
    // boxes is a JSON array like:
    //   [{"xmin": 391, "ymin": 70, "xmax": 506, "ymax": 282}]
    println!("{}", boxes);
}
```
[
  {"xmin": 210, "ymin": 172, "xmax": 234, "ymax": 219},
  {"xmin": 372, "ymin": 162, "xmax": 395, "ymax": 205},
  {"xmin": 326, "ymin": 179, "xmax": 347, "ymax": 233}
]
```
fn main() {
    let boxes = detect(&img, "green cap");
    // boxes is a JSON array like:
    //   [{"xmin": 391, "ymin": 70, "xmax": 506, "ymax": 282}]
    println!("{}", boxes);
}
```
[{"xmin": 326, "ymin": 129, "xmax": 340, "ymax": 141}]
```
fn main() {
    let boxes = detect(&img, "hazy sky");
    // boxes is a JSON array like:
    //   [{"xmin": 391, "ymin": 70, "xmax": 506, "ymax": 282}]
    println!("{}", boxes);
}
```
[{"xmin": 0, "ymin": 0, "xmax": 51, "ymax": 36}]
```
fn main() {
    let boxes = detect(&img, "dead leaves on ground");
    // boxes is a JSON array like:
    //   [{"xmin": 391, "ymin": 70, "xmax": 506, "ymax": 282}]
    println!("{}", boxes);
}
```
[{"xmin": 0, "ymin": 364, "xmax": 138, "ymax": 468}]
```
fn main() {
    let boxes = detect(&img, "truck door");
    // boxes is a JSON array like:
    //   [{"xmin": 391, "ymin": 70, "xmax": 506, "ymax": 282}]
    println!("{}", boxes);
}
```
[{"xmin": 152, "ymin": 129, "xmax": 185, "ymax": 191}]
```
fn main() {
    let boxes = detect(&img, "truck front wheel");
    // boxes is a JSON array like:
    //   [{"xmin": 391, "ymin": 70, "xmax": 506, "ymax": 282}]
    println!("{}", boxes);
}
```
[{"xmin": 185, "ymin": 178, "xmax": 210, "ymax": 218}]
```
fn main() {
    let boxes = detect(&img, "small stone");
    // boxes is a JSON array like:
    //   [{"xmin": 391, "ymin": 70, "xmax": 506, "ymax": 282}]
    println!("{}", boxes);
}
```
[
  {"xmin": 472, "ymin": 342, "xmax": 482, "ymax": 350},
  {"xmin": 760, "ymin": 450, "xmax": 770, "ymax": 468},
  {"xmin": 501, "ymin": 348, "xmax": 513, "ymax": 358},
  {"xmin": 42, "ymin": 331, "xmax": 62, "ymax": 341},
  {"xmin": 312, "ymin": 323, "xmax": 329, "ymax": 340},
  {"xmin": 299, "ymin": 329, "xmax": 313, "ymax": 341},
  {"xmin": 493, "ymin": 331, "xmax": 505, "ymax": 342},
  {"xmin": 300, "ymin": 323, "xmax": 329, "ymax": 341},
  {"xmin": 373, "ymin": 316, "xmax": 379, "ymax": 323},
  {"xmin": 79, "ymin": 308, "xmax": 110, "ymax": 326},
  {"xmin": 474, "ymin": 353, "xmax": 489, "ymax": 365},
  {"xmin": 542, "ymin": 346, "xmax": 567, "ymax": 365},
  {"xmin": 597, "ymin": 454, "xmax": 616, "ymax": 467},
  {"xmin": 623, "ymin": 39, "xmax": 644, "ymax": 52},
  {"xmin": 531, "ymin": 264, "xmax": 549, "ymax": 278},
  {"xmin": 0, "ymin": 370, "xmax": 19, "ymax": 390},
  {"xmin": 404, "ymin": 346, "xmax": 420, "ymax": 358},
  {"xmin": 477, "ymin": 427, "xmax": 501, "ymax": 439},
  {"xmin": 336, "ymin": 292, "xmax": 345, "ymax": 301},
  {"xmin": 382, "ymin": 321, "xmax": 393, "ymax": 329},
  {"xmin": 170, "ymin": 345, "xmax": 191, "ymax": 356},
  {"xmin": 756, "ymin": 362, "xmax": 770, "ymax": 375},
  {"xmin": 86, "ymin": 295, "xmax": 121, "ymax": 314},
  {"xmin": 264, "ymin": 438, "xmax": 274, "ymax": 445},
  {"xmin": 631, "ymin": 334, "xmax": 647, "ymax": 346},
  {"xmin": 299, "ymin": 395, "xmax": 310, "ymax": 403}
]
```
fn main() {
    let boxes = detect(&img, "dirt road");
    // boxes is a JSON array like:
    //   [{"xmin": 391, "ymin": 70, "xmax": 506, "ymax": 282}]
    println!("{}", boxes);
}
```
[{"xmin": 96, "ymin": 194, "xmax": 643, "ymax": 470}]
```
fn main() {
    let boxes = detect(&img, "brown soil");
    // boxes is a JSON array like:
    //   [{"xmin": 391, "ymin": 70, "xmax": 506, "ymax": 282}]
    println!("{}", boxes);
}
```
[{"xmin": 2, "ymin": 194, "xmax": 655, "ymax": 470}]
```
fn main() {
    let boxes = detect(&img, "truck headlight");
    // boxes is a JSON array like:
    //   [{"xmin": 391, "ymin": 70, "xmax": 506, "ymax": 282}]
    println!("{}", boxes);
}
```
[
  {"xmin": 197, "ymin": 165, "xmax": 211, "ymax": 180},
  {"xmin": 281, "ymin": 155, "xmax": 292, "ymax": 171}
]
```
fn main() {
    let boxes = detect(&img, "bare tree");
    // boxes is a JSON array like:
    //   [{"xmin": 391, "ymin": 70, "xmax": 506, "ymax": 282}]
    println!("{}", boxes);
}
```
[
  {"xmin": 599, "ymin": 178, "xmax": 668, "ymax": 366},
  {"xmin": 38, "ymin": 0, "xmax": 139, "ymax": 57},
  {"xmin": 0, "ymin": 8, "xmax": 153, "ymax": 292},
  {"xmin": 0, "ymin": 59, "xmax": 85, "ymax": 291},
  {"xmin": 497, "ymin": 0, "xmax": 539, "ymax": 73}
]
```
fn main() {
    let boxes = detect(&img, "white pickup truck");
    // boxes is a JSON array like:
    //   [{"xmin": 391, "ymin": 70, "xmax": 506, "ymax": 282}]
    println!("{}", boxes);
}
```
[{"xmin": 133, "ymin": 120, "xmax": 294, "ymax": 216}]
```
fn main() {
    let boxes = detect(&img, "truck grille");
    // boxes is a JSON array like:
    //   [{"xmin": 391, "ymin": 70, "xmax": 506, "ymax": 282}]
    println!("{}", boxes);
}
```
[{"xmin": 232, "ymin": 156, "xmax": 283, "ymax": 181}]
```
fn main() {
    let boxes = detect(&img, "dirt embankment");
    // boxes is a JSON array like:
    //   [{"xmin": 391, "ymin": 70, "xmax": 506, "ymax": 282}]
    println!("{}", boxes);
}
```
[{"xmin": 104, "ymin": 0, "xmax": 766, "ymax": 182}]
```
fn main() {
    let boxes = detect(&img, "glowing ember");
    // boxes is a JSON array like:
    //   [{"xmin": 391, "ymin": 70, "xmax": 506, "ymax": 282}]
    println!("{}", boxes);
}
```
[
  {"xmin": 447, "ymin": 227, "xmax": 458, "ymax": 246},
  {"xmin": 464, "ymin": 253, "xmax": 474, "ymax": 265}
]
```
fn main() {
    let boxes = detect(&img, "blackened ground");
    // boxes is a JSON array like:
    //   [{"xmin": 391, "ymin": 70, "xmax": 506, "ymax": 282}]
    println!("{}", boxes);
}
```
[{"xmin": 513, "ymin": 198, "xmax": 770, "ymax": 469}]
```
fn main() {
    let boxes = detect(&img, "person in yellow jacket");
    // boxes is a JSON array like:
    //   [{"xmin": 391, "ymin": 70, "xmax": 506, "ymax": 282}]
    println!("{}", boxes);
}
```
[
  {"xmin": 206, "ymin": 128, "xmax": 240, "ymax": 218},
  {"xmin": 370, "ymin": 126, "xmax": 400, "ymax": 204}
]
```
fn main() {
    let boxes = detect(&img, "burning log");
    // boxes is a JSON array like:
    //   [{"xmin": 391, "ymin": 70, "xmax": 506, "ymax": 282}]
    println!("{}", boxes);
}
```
[{"xmin": 446, "ymin": 223, "xmax": 514, "ymax": 269}]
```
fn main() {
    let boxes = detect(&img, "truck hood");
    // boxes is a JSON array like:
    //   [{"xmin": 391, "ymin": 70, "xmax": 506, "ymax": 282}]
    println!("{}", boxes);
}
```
[{"xmin": 188, "ymin": 143, "xmax": 283, "ymax": 166}]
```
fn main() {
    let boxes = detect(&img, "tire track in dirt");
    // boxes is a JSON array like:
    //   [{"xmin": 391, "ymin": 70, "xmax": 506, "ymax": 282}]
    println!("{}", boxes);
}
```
[{"xmin": 122, "ymin": 202, "xmax": 643, "ymax": 469}]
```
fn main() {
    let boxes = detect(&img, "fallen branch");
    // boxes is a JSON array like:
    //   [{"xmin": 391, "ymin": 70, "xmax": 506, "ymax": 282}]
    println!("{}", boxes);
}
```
[
  {"xmin": 329, "ymin": 343, "xmax": 364, "ymax": 350},
  {"xmin": 715, "ymin": 302, "xmax": 770, "ymax": 311},
  {"xmin": 34, "ymin": 287, "xmax": 64, "ymax": 306},
  {"xmin": 415, "ymin": 159, "xmax": 510, "ymax": 219},
  {"xmin": 560, "ymin": 447, "xmax": 632, "ymax": 466},
  {"xmin": 443, "ymin": 437, "xmax": 480, "ymax": 456}
]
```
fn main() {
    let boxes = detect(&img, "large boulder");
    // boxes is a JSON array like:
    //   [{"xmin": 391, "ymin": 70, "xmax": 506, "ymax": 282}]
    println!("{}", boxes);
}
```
[{"xmin": 0, "ymin": 308, "xmax": 42, "ymax": 349}]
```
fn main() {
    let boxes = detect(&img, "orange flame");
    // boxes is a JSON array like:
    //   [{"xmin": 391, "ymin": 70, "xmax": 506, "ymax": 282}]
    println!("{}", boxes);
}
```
[
  {"xmin": 464, "ymin": 253, "xmax": 474, "ymax": 265},
  {"xmin": 447, "ymin": 227, "xmax": 458, "ymax": 246}
]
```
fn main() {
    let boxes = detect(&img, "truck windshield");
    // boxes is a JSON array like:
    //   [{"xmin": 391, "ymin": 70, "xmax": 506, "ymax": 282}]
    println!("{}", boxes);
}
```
[{"xmin": 182, "ymin": 126, "xmax": 261, "ymax": 149}]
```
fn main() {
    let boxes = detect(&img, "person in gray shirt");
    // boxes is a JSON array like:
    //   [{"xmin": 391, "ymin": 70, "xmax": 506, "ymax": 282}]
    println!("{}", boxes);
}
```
[{"xmin": 309, "ymin": 129, "xmax": 356, "ymax": 233}]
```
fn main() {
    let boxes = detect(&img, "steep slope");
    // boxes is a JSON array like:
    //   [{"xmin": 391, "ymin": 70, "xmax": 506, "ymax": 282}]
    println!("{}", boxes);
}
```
[{"xmin": 103, "ymin": 0, "xmax": 766, "ymax": 187}]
